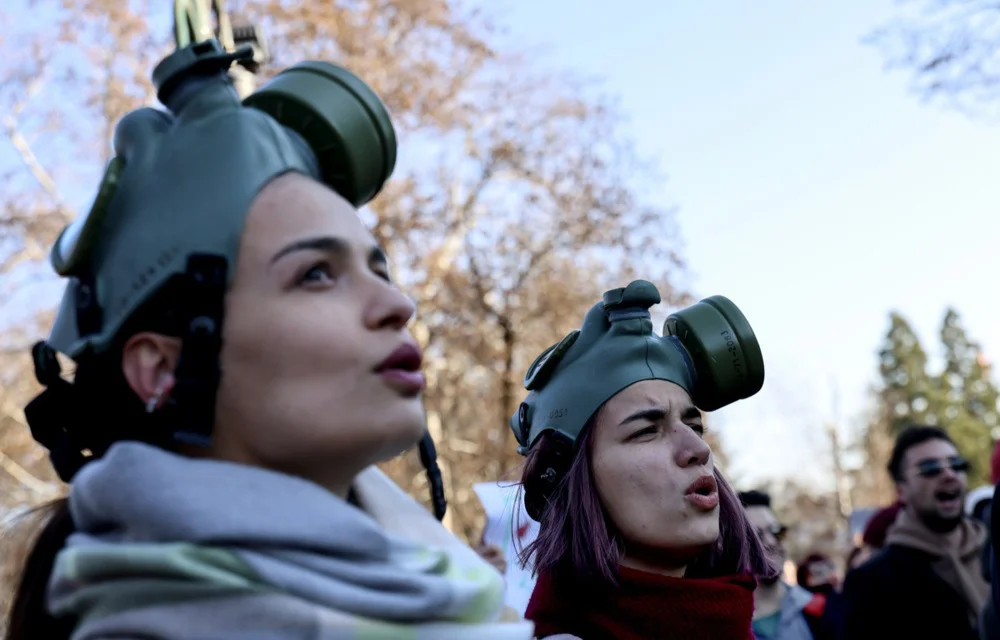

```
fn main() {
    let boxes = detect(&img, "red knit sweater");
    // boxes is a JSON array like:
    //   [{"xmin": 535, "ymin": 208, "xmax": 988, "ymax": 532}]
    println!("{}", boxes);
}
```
[{"xmin": 526, "ymin": 566, "xmax": 757, "ymax": 639}]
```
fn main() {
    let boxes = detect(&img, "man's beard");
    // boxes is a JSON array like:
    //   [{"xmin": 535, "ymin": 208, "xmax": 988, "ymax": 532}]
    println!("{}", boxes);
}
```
[{"xmin": 916, "ymin": 506, "xmax": 962, "ymax": 533}]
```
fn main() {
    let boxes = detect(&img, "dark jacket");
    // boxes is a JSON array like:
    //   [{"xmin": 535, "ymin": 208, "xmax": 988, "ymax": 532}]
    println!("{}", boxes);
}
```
[
  {"xmin": 984, "ymin": 483, "xmax": 1000, "ymax": 640},
  {"xmin": 841, "ymin": 545, "xmax": 979, "ymax": 640},
  {"xmin": 817, "ymin": 590, "xmax": 846, "ymax": 640},
  {"xmin": 983, "ymin": 597, "xmax": 999, "ymax": 640},
  {"xmin": 979, "ymin": 499, "xmax": 993, "ymax": 584}
]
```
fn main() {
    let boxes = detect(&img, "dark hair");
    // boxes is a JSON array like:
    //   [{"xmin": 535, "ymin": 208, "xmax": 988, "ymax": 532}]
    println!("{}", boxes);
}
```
[
  {"xmin": 517, "ymin": 422, "xmax": 774, "ymax": 589},
  {"xmin": 887, "ymin": 425, "xmax": 954, "ymax": 482},
  {"xmin": 738, "ymin": 489, "xmax": 771, "ymax": 509},
  {"xmin": 5, "ymin": 500, "xmax": 76, "ymax": 640},
  {"xmin": 7, "ymin": 289, "xmax": 181, "ymax": 640}
]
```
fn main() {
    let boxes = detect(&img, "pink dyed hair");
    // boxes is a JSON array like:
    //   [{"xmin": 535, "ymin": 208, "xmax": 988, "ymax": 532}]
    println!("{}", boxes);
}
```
[{"xmin": 517, "ymin": 421, "xmax": 776, "ymax": 587}]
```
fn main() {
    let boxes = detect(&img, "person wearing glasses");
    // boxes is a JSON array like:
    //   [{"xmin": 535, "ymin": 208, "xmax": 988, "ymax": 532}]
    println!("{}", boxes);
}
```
[
  {"xmin": 796, "ymin": 553, "xmax": 840, "ymax": 596},
  {"xmin": 841, "ymin": 425, "xmax": 989, "ymax": 640},
  {"xmin": 738, "ymin": 490, "xmax": 832, "ymax": 640}
]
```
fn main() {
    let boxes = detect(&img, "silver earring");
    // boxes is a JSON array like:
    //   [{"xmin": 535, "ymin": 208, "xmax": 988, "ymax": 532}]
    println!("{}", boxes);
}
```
[{"xmin": 145, "ymin": 390, "xmax": 162, "ymax": 414}]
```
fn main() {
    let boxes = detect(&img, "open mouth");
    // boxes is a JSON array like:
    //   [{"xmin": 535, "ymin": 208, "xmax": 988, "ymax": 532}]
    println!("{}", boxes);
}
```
[
  {"xmin": 684, "ymin": 475, "xmax": 719, "ymax": 511},
  {"xmin": 685, "ymin": 475, "xmax": 718, "ymax": 496},
  {"xmin": 935, "ymin": 488, "xmax": 962, "ymax": 510}
]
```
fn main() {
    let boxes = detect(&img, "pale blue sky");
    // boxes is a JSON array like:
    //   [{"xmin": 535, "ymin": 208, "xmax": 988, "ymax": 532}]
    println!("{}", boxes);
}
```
[{"xmin": 489, "ymin": 1, "xmax": 1000, "ymax": 489}]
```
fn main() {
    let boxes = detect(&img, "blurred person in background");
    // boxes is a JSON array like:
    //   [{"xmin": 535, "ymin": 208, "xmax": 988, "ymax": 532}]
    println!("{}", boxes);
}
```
[
  {"xmin": 740, "ymin": 491, "xmax": 833, "ymax": 640},
  {"xmin": 967, "ymin": 484, "xmax": 994, "ymax": 585},
  {"xmin": 796, "ymin": 553, "xmax": 840, "ymax": 596},
  {"xmin": 974, "ymin": 437, "xmax": 1000, "ymax": 588},
  {"xmin": 511, "ymin": 280, "xmax": 772, "ymax": 639},
  {"xmin": 968, "ymin": 486, "xmax": 994, "ymax": 527},
  {"xmin": 992, "ymin": 439, "xmax": 1000, "ymax": 491},
  {"xmin": 841, "ymin": 426, "xmax": 988, "ymax": 640},
  {"xmin": 978, "ymin": 441, "xmax": 1000, "ymax": 640}
]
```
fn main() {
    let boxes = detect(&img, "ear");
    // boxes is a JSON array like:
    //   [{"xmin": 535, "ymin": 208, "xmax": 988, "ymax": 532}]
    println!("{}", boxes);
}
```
[{"xmin": 121, "ymin": 332, "xmax": 182, "ymax": 409}]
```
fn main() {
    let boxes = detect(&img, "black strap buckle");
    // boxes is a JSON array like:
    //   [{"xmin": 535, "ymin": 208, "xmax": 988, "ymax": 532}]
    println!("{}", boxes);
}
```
[
  {"xmin": 24, "ymin": 342, "xmax": 89, "ymax": 481},
  {"xmin": 169, "ymin": 253, "xmax": 227, "ymax": 446},
  {"xmin": 74, "ymin": 276, "xmax": 103, "ymax": 339}
]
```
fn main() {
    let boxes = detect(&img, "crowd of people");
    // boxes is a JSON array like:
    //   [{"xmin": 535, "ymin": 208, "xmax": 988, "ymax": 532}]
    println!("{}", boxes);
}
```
[
  {"xmin": 4, "ymin": 27, "xmax": 1000, "ymax": 640},
  {"xmin": 732, "ymin": 427, "xmax": 998, "ymax": 640},
  {"xmin": 470, "ymin": 425, "xmax": 1000, "ymax": 639}
]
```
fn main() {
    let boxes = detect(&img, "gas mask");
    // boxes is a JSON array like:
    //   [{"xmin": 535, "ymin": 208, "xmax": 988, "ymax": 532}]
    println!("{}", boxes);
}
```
[{"xmin": 512, "ymin": 279, "xmax": 765, "ymax": 520}]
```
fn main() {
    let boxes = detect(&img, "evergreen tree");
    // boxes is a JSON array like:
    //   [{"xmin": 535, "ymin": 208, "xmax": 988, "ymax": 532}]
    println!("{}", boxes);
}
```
[
  {"xmin": 854, "ymin": 312, "xmax": 942, "ymax": 506},
  {"xmin": 877, "ymin": 312, "xmax": 943, "ymax": 434},
  {"xmin": 936, "ymin": 308, "xmax": 998, "ymax": 486}
]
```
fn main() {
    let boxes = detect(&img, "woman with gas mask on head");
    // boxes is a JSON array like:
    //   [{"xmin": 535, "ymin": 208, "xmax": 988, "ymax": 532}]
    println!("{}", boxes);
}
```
[
  {"xmin": 5, "ymin": 36, "xmax": 533, "ymax": 640},
  {"xmin": 510, "ymin": 280, "xmax": 775, "ymax": 640}
]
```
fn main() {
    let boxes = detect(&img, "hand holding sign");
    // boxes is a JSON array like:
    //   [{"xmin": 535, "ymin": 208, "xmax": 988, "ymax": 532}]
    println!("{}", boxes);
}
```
[
  {"xmin": 473, "ymin": 482, "xmax": 539, "ymax": 617},
  {"xmin": 476, "ymin": 541, "xmax": 508, "ymax": 574}
]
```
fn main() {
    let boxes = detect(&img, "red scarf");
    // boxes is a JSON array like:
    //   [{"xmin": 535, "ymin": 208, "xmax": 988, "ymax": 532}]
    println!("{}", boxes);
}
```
[{"xmin": 526, "ymin": 566, "xmax": 757, "ymax": 640}]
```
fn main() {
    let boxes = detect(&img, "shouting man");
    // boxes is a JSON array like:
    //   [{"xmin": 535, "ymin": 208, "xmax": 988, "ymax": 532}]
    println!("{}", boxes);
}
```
[{"xmin": 841, "ymin": 425, "xmax": 989, "ymax": 640}]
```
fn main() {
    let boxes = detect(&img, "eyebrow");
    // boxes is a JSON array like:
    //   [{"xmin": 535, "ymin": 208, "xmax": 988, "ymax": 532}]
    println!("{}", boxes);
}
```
[
  {"xmin": 618, "ymin": 405, "xmax": 701, "ymax": 427},
  {"xmin": 269, "ymin": 235, "xmax": 388, "ymax": 268}
]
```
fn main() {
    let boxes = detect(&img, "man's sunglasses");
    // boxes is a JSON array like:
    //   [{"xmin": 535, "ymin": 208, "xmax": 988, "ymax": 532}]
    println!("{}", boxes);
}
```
[{"xmin": 914, "ymin": 456, "xmax": 970, "ymax": 479}]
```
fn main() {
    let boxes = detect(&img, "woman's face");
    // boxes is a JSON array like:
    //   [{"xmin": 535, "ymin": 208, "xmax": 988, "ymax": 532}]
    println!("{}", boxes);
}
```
[
  {"xmin": 208, "ymin": 172, "xmax": 425, "ymax": 493},
  {"xmin": 591, "ymin": 379, "xmax": 719, "ymax": 567}
]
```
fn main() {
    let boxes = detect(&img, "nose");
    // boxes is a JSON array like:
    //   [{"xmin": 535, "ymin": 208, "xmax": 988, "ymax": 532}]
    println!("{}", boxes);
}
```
[
  {"xmin": 939, "ymin": 463, "xmax": 962, "ymax": 483},
  {"xmin": 365, "ymin": 278, "xmax": 416, "ymax": 331},
  {"xmin": 675, "ymin": 425, "xmax": 712, "ymax": 469}
]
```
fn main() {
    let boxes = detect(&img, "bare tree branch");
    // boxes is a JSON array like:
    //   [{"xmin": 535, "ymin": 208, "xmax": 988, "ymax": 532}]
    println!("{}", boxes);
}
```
[
  {"xmin": 0, "ymin": 0, "xmax": 690, "ymax": 549},
  {"xmin": 1, "ymin": 64, "xmax": 74, "ymax": 224},
  {"xmin": 0, "ymin": 392, "xmax": 60, "ymax": 498},
  {"xmin": 0, "ymin": 450, "xmax": 59, "ymax": 498},
  {"xmin": 868, "ymin": 0, "xmax": 1000, "ymax": 119}
]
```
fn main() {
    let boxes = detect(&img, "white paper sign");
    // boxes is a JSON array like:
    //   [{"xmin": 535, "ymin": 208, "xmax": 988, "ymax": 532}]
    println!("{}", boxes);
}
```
[{"xmin": 473, "ymin": 481, "xmax": 539, "ymax": 617}]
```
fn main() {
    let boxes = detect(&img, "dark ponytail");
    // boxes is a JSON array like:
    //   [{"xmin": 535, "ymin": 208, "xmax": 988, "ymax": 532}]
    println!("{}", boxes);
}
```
[
  {"xmin": 5, "ymin": 346, "xmax": 137, "ymax": 640},
  {"xmin": 5, "ymin": 499, "xmax": 77, "ymax": 640},
  {"xmin": 5, "ymin": 293, "xmax": 176, "ymax": 639}
]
